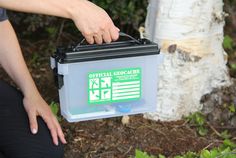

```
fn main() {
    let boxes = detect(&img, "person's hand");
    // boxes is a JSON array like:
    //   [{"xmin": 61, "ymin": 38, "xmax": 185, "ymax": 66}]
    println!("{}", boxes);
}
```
[
  {"xmin": 70, "ymin": 0, "xmax": 120, "ymax": 44},
  {"xmin": 23, "ymin": 93, "xmax": 67, "ymax": 146}
]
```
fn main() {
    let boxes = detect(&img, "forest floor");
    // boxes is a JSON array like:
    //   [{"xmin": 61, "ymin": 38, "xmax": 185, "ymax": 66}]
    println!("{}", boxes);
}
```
[{"xmin": 0, "ymin": 31, "xmax": 235, "ymax": 158}]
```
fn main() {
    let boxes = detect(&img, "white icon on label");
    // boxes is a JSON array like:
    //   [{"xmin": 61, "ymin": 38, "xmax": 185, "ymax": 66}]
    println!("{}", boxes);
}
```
[
  {"xmin": 89, "ymin": 78, "xmax": 99, "ymax": 89},
  {"xmin": 101, "ymin": 89, "xmax": 111, "ymax": 100},
  {"xmin": 89, "ymin": 90, "xmax": 100, "ymax": 101},
  {"xmin": 101, "ymin": 77, "xmax": 111, "ymax": 88}
]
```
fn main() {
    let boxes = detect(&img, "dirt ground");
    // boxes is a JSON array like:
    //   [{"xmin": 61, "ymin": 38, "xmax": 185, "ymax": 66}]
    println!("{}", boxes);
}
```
[
  {"xmin": 64, "ymin": 116, "xmax": 230, "ymax": 158},
  {"xmin": 0, "ymin": 34, "xmax": 235, "ymax": 158}
]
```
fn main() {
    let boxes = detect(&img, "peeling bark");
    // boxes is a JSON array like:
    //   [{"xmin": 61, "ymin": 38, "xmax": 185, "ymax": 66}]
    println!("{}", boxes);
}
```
[{"xmin": 144, "ymin": 0, "xmax": 231, "ymax": 121}]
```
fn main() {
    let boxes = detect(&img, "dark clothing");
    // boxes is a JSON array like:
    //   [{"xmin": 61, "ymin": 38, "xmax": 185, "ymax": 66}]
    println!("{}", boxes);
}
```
[
  {"xmin": 0, "ymin": 81, "xmax": 64, "ymax": 158},
  {"xmin": 0, "ymin": 8, "xmax": 8, "ymax": 22}
]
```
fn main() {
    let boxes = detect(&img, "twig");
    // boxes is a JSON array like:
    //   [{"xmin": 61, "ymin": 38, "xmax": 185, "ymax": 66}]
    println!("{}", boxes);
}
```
[
  {"xmin": 207, "ymin": 122, "xmax": 222, "ymax": 137},
  {"xmin": 123, "ymin": 146, "xmax": 133, "ymax": 157},
  {"xmin": 173, "ymin": 119, "xmax": 189, "ymax": 128},
  {"xmin": 181, "ymin": 119, "xmax": 189, "ymax": 126},
  {"xmin": 203, "ymin": 142, "xmax": 215, "ymax": 150}
]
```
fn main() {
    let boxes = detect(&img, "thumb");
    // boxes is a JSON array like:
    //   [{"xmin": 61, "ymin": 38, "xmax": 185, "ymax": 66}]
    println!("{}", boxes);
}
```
[
  {"xmin": 116, "ymin": 27, "xmax": 120, "ymax": 32},
  {"xmin": 28, "ymin": 111, "xmax": 38, "ymax": 134}
]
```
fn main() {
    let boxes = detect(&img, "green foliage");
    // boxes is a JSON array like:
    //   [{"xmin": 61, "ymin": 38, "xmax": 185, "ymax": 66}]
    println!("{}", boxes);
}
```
[
  {"xmin": 134, "ymin": 139, "xmax": 236, "ymax": 158},
  {"xmin": 174, "ymin": 152, "xmax": 198, "ymax": 158},
  {"xmin": 186, "ymin": 112, "xmax": 208, "ymax": 136},
  {"xmin": 49, "ymin": 102, "xmax": 62, "ymax": 122},
  {"xmin": 135, "ymin": 150, "xmax": 155, "ymax": 158},
  {"xmin": 223, "ymin": 35, "xmax": 234, "ymax": 50},
  {"xmin": 45, "ymin": 26, "xmax": 58, "ymax": 38},
  {"xmin": 220, "ymin": 130, "xmax": 232, "ymax": 139},
  {"xmin": 228, "ymin": 104, "xmax": 236, "ymax": 113},
  {"xmin": 187, "ymin": 112, "xmax": 205, "ymax": 126},
  {"xmin": 223, "ymin": 103, "xmax": 236, "ymax": 116},
  {"xmin": 230, "ymin": 64, "xmax": 236, "ymax": 71},
  {"xmin": 159, "ymin": 154, "xmax": 166, "ymax": 158},
  {"xmin": 222, "ymin": 139, "xmax": 236, "ymax": 149},
  {"xmin": 200, "ymin": 149, "xmax": 218, "ymax": 158},
  {"xmin": 134, "ymin": 150, "xmax": 168, "ymax": 158}
]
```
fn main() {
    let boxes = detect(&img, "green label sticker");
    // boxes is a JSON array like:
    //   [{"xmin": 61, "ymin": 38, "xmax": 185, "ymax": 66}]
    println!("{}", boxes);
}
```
[{"xmin": 88, "ymin": 68, "xmax": 142, "ymax": 104}]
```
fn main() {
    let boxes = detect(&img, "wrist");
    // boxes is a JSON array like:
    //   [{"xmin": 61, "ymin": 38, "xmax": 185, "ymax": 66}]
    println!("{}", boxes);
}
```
[
  {"xmin": 20, "ymin": 82, "xmax": 40, "ymax": 99},
  {"xmin": 23, "ymin": 89, "xmax": 41, "ymax": 100},
  {"xmin": 67, "ymin": 0, "xmax": 86, "ymax": 20}
]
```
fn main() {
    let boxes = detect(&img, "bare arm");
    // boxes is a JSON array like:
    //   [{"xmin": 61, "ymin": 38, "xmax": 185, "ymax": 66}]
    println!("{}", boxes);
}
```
[
  {"xmin": 0, "ymin": 0, "xmax": 119, "ymax": 44},
  {"xmin": 0, "ymin": 20, "xmax": 66, "ymax": 146},
  {"xmin": 0, "ymin": 0, "xmax": 72, "ymax": 18}
]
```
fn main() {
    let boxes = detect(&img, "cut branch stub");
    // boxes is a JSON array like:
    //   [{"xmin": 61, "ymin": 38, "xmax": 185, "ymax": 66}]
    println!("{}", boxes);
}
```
[{"xmin": 168, "ymin": 44, "xmax": 177, "ymax": 53}]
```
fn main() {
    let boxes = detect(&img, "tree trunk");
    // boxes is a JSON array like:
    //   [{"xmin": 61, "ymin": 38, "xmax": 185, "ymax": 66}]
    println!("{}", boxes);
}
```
[{"xmin": 144, "ymin": 0, "xmax": 231, "ymax": 121}]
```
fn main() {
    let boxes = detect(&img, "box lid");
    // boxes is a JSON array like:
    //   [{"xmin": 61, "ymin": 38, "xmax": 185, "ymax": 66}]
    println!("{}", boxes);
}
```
[{"xmin": 53, "ymin": 37, "xmax": 160, "ymax": 63}]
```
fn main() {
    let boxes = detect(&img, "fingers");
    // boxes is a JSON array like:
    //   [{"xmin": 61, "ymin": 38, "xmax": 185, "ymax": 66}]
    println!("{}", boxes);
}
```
[
  {"xmin": 43, "ymin": 115, "xmax": 59, "ymax": 146},
  {"xmin": 116, "ymin": 27, "xmax": 120, "ymax": 32},
  {"xmin": 94, "ymin": 34, "xmax": 103, "ymax": 45},
  {"xmin": 57, "ymin": 128, "xmax": 67, "ymax": 144},
  {"xmin": 23, "ymin": 96, "xmax": 66, "ymax": 146},
  {"xmin": 102, "ymin": 30, "xmax": 112, "ymax": 43},
  {"xmin": 43, "ymin": 113, "xmax": 67, "ymax": 146},
  {"xmin": 28, "ymin": 109, "xmax": 66, "ymax": 146},
  {"xmin": 84, "ymin": 34, "xmax": 94, "ymax": 45},
  {"xmin": 109, "ymin": 25, "xmax": 120, "ymax": 41},
  {"xmin": 72, "ymin": 0, "xmax": 120, "ymax": 44},
  {"xmin": 53, "ymin": 117, "xmax": 67, "ymax": 144},
  {"xmin": 28, "ymin": 111, "xmax": 38, "ymax": 134},
  {"xmin": 83, "ymin": 25, "xmax": 120, "ymax": 45}
]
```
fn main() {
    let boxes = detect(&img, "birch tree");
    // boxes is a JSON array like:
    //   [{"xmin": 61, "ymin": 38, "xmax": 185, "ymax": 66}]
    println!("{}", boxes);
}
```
[{"xmin": 144, "ymin": 0, "xmax": 231, "ymax": 121}]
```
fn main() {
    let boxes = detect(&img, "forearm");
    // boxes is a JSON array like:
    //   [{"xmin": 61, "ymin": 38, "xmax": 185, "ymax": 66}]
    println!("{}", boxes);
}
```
[
  {"xmin": 0, "ymin": 20, "xmax": 39, "ymax": 97},
  {"xmin": 0, "ymin": 0, "xmax": 77, "ymax": 19},
  {"xmin": 0, "ymin": 21, "xmax": 66, "ymax": 144},
  {"xmin": 0, "ymin": 0, "xmax": 119, "ymax": 44}
]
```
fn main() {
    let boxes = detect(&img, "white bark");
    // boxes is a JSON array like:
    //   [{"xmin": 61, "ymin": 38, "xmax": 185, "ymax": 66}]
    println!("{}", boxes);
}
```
[{"xmin": 144, "ymin": 0, "xmax": 231, "ymax": 121}]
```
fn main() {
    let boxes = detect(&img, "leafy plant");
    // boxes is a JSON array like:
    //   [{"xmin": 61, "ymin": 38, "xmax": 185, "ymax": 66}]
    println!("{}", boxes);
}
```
[
  {"xmin": 134, "ymin": 139, "xmax": 236, "ymax": 158},
  {"xmin": 228, "ymin": 104, "xmax": 235, "ymax": 113},
  {"xmin": 223, "ymin": 35, "xmax": 234, "ymax": 50},
  {"xmin": 174, "ymin": 152, "xmax": 198, "ymax": 158},
  {"xmin": 45, "ymin": 26, "xmax": 58, "ymax": 38},
  {"xmin": 135, "ymin": 150, "xmax": 155, "ymax": 158},
  {"xmin": 49, "ymin": 101, "xmax": 62, "ymax": 122},
  {"xmin": 186, "ymin": 112, "xmax": 208, "ymax": 136},
  {"xmin": 222, "ymin": 139, "xmax": 236, "ymax": 149},
  {"xmin": 159, "ymin": 154, "xmax": 166, "ymax": 158},
  {"xmin": 230, "ymin": 64, "xmax": 236, "ymax": 71},
  {"xmin": 220, "ymin": 130, "xmax": 232, "ymax": 139},
  {"xmin": 134, "ymin": 150, "xmax": 166, "ymax": 158}
]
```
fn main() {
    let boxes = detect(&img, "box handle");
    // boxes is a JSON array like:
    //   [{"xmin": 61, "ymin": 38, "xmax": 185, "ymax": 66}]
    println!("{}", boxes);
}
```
[
  {"xmin": 118, "ymin": 32, "xmax": 141, "ymax": 44},
  {"xmin": 74, "ymin": 32, "xmax": 141, "ymax": 50}
]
